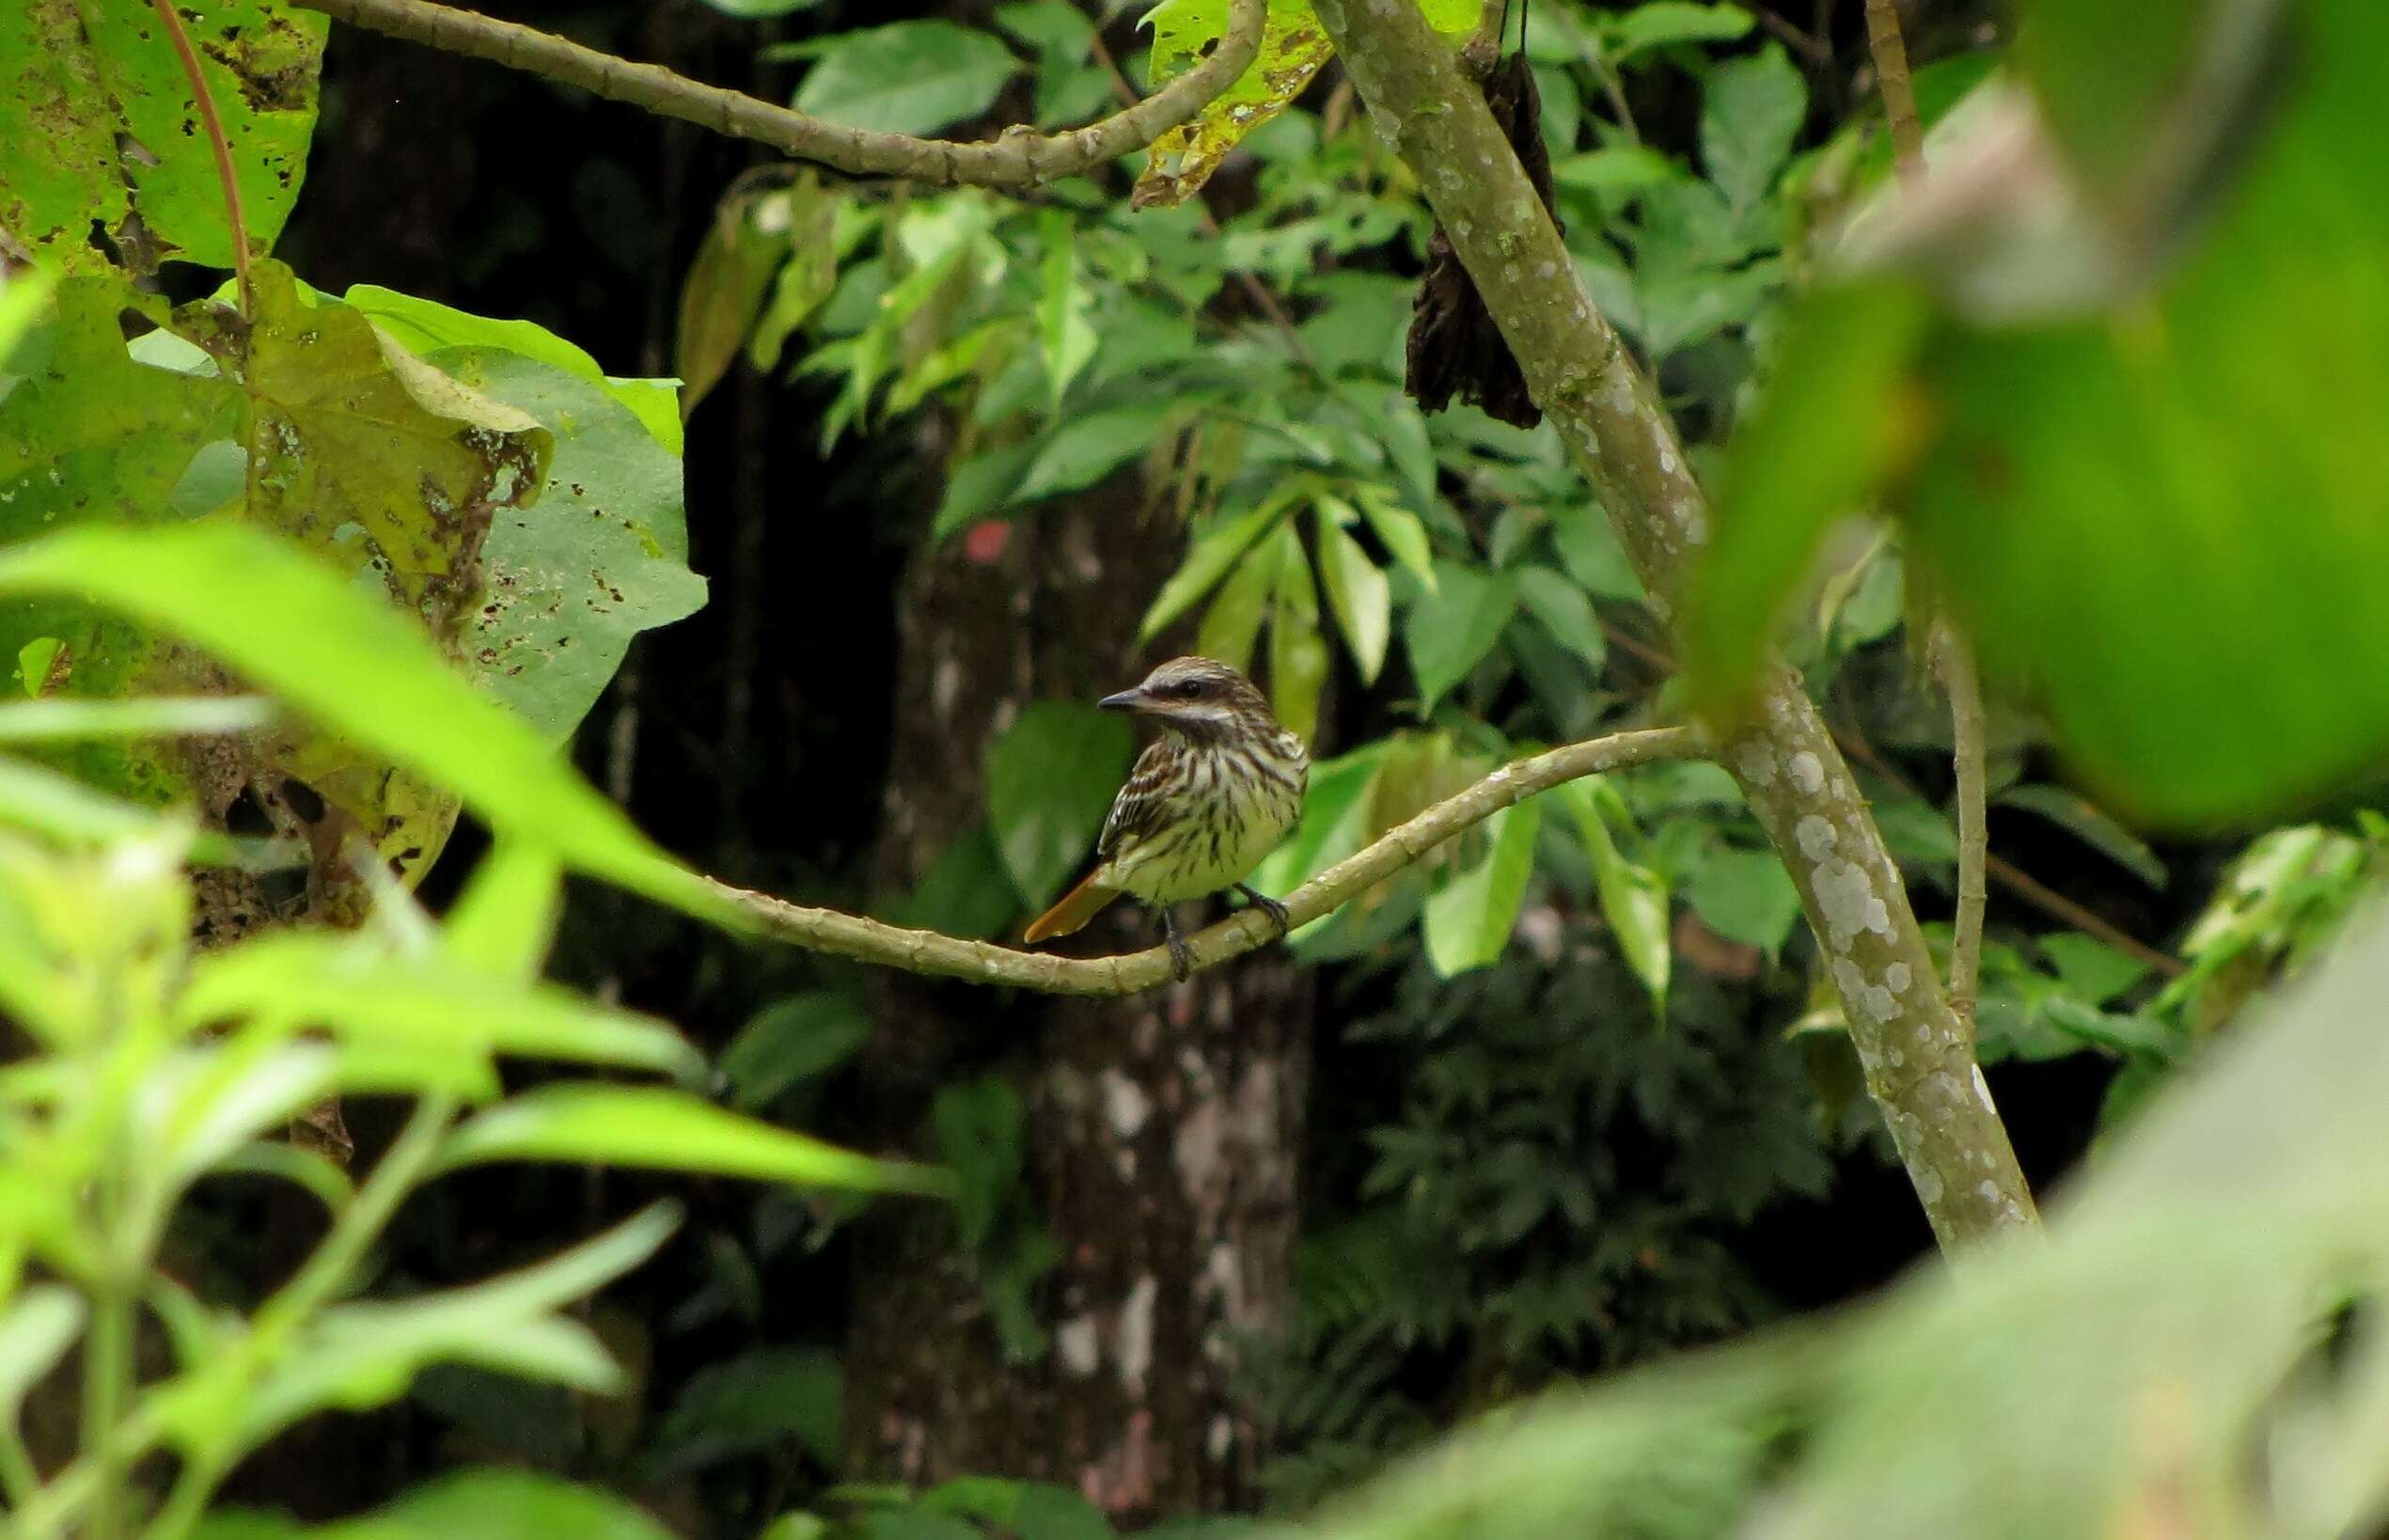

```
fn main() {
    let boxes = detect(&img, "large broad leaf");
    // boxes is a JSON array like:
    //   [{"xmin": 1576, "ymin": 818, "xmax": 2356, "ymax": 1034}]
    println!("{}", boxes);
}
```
[
  {"xmin": 793, "ymin": 21, "xmax": 1019, "ymax": 137},
  {"xmin": 1403, "ymin": 563, "xmax": 1517, "ymax": 711},
  {"xmin": 0, "ymin": 0, "xmax": 324, "ymax": 271},
  {"xmin": 984, "ymin": 700, "xmax": 1136, "ymax": 910},
  {"xmin": 1690, "ymin": 0, "xmax": 2389, "ymax": 827},
  {"xmin": 0, "ymin": 523, "xmax": 744, "ymax": 927},
  {"xmin": 1699, "ymin": 40, "xmax": 1806, "ymax": 211},
  {"xmin": 1133, "ymin": 0, "xmax": 1478, "ymax": 209}
]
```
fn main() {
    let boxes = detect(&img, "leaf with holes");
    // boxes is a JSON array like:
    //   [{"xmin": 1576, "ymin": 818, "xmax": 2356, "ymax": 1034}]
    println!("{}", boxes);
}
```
[{"xmin": 0, "ymin": 0, "xmax": 324, "ymax": 271}]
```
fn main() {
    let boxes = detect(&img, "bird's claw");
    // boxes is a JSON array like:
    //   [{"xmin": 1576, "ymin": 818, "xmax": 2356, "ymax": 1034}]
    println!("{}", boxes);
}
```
[
  {"xmin": 1236, "ymin": 883, "xmax": 1292, "ymax": 939},
  {"xmin": 1167, "ymin": 932, "xmax": 1194, "ymax": 982}
]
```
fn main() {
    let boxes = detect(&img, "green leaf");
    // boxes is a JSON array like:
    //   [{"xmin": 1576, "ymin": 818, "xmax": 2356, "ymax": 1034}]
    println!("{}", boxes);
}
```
[
  {"xmin": 1606, "ymin": 2, "xmax": 1756, "ymax": 60},
  {"xmin": 1249, "ymin": 741, "xmax": 1384, "ymax": 910},
  {"xmin": 1014, "ymin": 402, "xmax": 1172, "ymax": 502},
  {"xmin": 0, "ymin": 522, "xmax": 744, "ymax": 928},
  {"xmin": 426, "ymin": 347, "xmax": 707, "ymax": 746},
  {"xmin": 1195, "ymin": 535, "xmax": 1278, "ymax": 670},
  {"xmin": 0, "ymin": 266, "xmax": 55, "ymax": 361},
  {"xmin": 1037, "ymin": 211, "xmax": 1097, "ymax": 413},
  {"xmin": 0, "ymin": 0, "xmax": 325, "ymax": 271},
  {"xmin": 1315, "ymin": 516, "xmax": 1391, "ymax": 684},
  {"xmin": 748, "ymin": 180, "xmax": 844, "ymax": 377},
  {"xmin": 676, "ymin": 189, "xmax": 794, "ymax": 421},
  {"xmin": 1997, "ymin": 784, "xmax": 2169, "ymax": 890},
  {"xmin": 1686, "ymin": 846, "xmax": 1801, "ymax": 956},
  {"xmin": 719, "ymin": 991, "xmax": 877, "ymax": 1110},
  {"xmin": 436, "ymin": 1085, "xmax": 950, "ymax": 1196},
  {"xmin": 442, "ymin": 840, "xmax": 564, "ymax": 982},
  {"xmin": 794, "ymin": 22, "xmax": 1019, "ymax": 136},
  {"xmin": 0, "ymin": 1284, "xmax": 82, "ymax": 1423},
  {"xmin": 1700, "ymin": 41, "xmax": 1806, "ymax": 211},
  {"xmin": 1135, "ymin": 0, "xmax": 1476, "ymax": 207},
  {"xmin": 1551, "ymin": 146, "xmax": 1686, "ymax": 196},
  {"xmin": 1422, "ymin": 797, "xmax": 1541, "ymax": 977},
  {"xmin": 931, "ymin": 440, "xmax": 1038, "ymax": 546},
  {"xmin": 933, "ymin": 1076, "xmax": 1026, "ymax": 1252},
  {"xmin": 179, "ymin": 933, "xmax": 701, "ymax": 1089},
  {"xmin": 1349, "ymin": 486, "xmax": 1438, "ymax": 591},
  {"xmin": 1679, "ymin": 280, "xmax": 1932, "ymax": 722},
  {"xmin": 926, "ymin": 1479, "xmax": 1117, "ymax": 1540},
  {"xmin": 2037, "ymin": 933, "xmax": 2154, "ymax": 1009},
  {"xmin": 1514, "ymin": 566, "xmax": 1607, "ymax": 670},
  {"xmin": 0, "ymin": 695, "xmax": 270, "ymax": 741},
  {"xmin": 342, "ymin": 283, "xmax": 682, "ymax": 454},
  {"xmin": 984, "ymin": 699, "xmax": 1136, "ymax": 909},
  {"xmin": 643, "ymin": 1348, "xmax": 841, "ymax": 1479},
  {"xmin": 1404, "ymin": 563, "xmax": 1517, "ymax": 710},
  {"xmin": 1561, "ymin": 779, "xmax": 1672, "ymax": 1010},
  {"xmin": 1268, "ymin": 522, "xmax": 1328, "ymax": 744},
  {"xmin": 1140, "ymin": 494, "xmax": 1296, "ymax": 641}
]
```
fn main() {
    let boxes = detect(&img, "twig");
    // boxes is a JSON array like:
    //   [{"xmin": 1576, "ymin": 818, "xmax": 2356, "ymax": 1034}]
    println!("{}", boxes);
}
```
[
  {"xmin": 150, "ymin": 0, "xmax": 252, "ymax": 311},
  {"xmin": 1830, "ymin": 705, "xmax": 2186, "ymax": 980},
  {"xmin": 287, "ymin": 0, "xmax": 1265, "ymax": 192},
  {"xmin": 1936, "ymin": 625, "xmax": 1988, "ymax": 1019},
  {"xmin": 716, "ymin": 727, "xmax": 1702, "ymax": 995},
  {"xmin": 1862, "ymin": 0, "xmax": 1928, "ymax": 186}
]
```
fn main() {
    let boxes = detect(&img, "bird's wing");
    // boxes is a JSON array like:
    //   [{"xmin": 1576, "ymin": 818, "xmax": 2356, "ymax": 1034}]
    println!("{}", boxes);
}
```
[{"xmin": 1097, "ymin": 739, "xmax": 1180, "ymax": 863}]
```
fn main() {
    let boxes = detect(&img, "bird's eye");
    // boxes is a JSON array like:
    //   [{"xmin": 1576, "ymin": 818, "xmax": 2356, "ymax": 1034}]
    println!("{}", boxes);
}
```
[{"xmin": 1177, "ymin": 679, "xmax": 1205, "ymax": 699}]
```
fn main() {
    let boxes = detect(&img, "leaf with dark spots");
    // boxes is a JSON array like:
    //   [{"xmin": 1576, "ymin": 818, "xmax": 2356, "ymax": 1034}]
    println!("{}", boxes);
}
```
[{"xmin": 0, "ymin": 0, "xmax": 323, "ymax": 272}]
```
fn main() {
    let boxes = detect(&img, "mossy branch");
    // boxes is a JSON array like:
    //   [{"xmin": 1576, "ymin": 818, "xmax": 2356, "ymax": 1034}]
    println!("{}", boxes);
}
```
[
  {"xmin": 286, "ymin": 0, "xmax": 1265, "ymax": 191},
  {"xmin": 712, "ymin": 728, "xmax": 1700, "ymax": 996},
  {"xmin": 1310, "ymin": 0, "xmax": 2038, "ymax": 1250}
]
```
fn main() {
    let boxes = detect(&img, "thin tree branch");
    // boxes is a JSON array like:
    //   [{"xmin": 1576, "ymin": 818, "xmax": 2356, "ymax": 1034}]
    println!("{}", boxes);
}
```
[
  {"xmin": 1936, "ymin": 625, "xmax": 1988, "ymax": 1020},
  {"xmin": 714, "ymin": 727, "xmax": 1700, "ymax": 996},
  {"xmin": 286, "ymin": 0, "xmax": 1265, "ymax": 192},
  {"xmin": 1312, "ymin": 0, "xmax": 2037, "ymax": 1249},
  {"xmin": 1862, "ymin": 0, "xmax": 1928, "ymax": 185},
  {"xmin": 151, "ymin": 0, "xmax": 252, "ymax": 311}
]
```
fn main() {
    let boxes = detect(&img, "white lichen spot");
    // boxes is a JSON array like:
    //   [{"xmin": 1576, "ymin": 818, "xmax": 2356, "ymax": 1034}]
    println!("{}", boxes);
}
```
[
  {"xmin": 1813, "ymin": 859, "xmax": 1881, "ymax": 950},
  {"xmin": 1736, "ymin": 746, "xmax": 1776, "ymax": 787},
  {"xmin": 1098, "ymin": 1069, "xmax": 1151, "ymax": 1139},
  {"xmin": 1971, "ymin": 1063, "xmax": 1997, "ymax": 1112},
  {"xmin": 1058, "ymin": 1315, "xmax": 1101, "ymax": 1376},
  {"xmin": 1914, "ymin": 1166, "xmax": 1942, "ymax": 1205},
  {"xmin": 1208, "ymin": 1416, "xmax": 1235, "ymax": 1461},
  {"xmin": 1885, "ymin": 961, "xmax": 1912, "ymax": 995},
  {"xmin": 1116, "ymin": 1276, "xmax": 1157, "ymax": 1396},
  {"xmin": 1795, "ymin": 815, "xmax": 1837, "ymax": 860},
  {"xmin": 1787, "ymin": 751, "xmax": 1825, "ymax": 795},
  {"xmin": 1977, "ymin": 1179, "xmax": 2000, "ymax": 1205}
]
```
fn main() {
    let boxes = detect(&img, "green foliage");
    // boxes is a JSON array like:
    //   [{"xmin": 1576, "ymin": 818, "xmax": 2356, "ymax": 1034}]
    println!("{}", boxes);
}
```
[
  {"xmin": 790, "ymin": 22, "xmax": 1021, "ymax": 137},
  {"xmin": 0, "ymin": 0, "xmax": 325, "ymax": 271},
  {"xmin": 196, "ymin": 1468, "xmax": 681, "ymax": 1539},
  {"xmin": 986, "ymin": 700, "xmax": 1137, "ymax": 910},
  {"xmin": 1686, "ymin": 0, "xmax": 2389, "ymax": 828},
  {"xmin": 1255, "ymin": 925, "xmax": 1831, "ymax": 1508}
]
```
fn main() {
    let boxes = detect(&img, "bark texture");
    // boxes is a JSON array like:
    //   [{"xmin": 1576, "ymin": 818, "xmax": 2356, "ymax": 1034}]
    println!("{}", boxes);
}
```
[
  {"xmin": 1312, "ymin": 0, "xmax": 2036, "ymax": 1250},
  {"xmin": 846, "ymin": 473, "xmax": 1312, "ymax": 1520}
]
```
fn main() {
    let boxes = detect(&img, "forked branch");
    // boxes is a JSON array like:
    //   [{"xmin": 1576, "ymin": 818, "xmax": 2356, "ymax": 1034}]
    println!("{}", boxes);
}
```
[
  {"xmin": 288, "ymin": 0, "xmax": 1265, "ymax": 191},
  {"xmin": 714, "ymin": 727, "xmax": 1701, "ymax": 996}
]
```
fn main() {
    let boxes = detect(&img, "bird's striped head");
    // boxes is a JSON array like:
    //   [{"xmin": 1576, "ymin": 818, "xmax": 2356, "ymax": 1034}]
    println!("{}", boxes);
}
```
[{"xmin": 1099, "ymin": 656, "xmax": 1279, "ymax": 743}]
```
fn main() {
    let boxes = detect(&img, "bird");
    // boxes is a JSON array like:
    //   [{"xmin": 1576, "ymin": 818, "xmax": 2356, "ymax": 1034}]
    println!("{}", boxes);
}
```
[{"xmin": 1021, "ymin": 656, "xmax": 1309, "ymax": 982}]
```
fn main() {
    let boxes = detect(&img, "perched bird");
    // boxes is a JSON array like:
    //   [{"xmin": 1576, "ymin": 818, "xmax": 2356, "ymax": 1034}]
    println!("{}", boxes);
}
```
[{"xmin": 1022, "ymin": 656, "xmax": 1309, "ymax": 981}]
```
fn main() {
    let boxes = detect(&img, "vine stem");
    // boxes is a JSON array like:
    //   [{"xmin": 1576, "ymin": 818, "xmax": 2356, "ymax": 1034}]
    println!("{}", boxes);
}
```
[
  {"xmin": 1936, "ymin": 627, "xmax": 1988, "ymax": 1019},
  {"xmin": 286, "ymin": 0, "xmax": 1265, "ymax": 194},
  {"xmin": 1862, "ymin": 0, "xmax": 1928, "ymax": 185},
  {"xmin": 149, "ymin": 0, "xmax": 252, "ymax": 313}
]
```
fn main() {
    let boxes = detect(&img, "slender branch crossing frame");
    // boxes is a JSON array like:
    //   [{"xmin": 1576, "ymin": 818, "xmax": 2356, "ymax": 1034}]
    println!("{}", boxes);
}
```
[{"xmin": 287, "ymin": 0, "xmax": 2043, "ymax": 1250}]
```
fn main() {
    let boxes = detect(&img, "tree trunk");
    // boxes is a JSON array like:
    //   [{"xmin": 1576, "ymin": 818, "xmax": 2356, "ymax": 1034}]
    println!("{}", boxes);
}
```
[{"xmin": 847, "ymin": 471, "xmax": 1312, "ymax": 1523}]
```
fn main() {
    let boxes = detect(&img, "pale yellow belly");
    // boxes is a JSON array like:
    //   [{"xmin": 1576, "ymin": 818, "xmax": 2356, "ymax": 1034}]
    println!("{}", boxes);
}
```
[{"xmin": 1104, "ymin": 775, "xmax": 1301, "ymax": 905}]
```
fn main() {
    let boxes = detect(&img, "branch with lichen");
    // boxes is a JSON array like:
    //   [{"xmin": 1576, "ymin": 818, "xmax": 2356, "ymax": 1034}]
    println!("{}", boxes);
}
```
[
  {"xmin": 1309, "ymin": 0, "xmax": 2037, "ymax": 1251},
  {"xmin": 712, "ymin": 727, "xmax": 1699, "ymax": 996},
  {"xmin": 287, "ymin": 0, "xmax": 1265, "ymax": 191}
]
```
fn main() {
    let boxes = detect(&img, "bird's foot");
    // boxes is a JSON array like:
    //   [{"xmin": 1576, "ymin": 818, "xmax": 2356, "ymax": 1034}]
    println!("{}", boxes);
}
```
[
  {"xmin": 1235, "ymin": 882, "xmax": 1292, "ymax": 939},
  {"xmin": 1161, "ymin": 910, "xmax": 1194, "ymax": 982}
]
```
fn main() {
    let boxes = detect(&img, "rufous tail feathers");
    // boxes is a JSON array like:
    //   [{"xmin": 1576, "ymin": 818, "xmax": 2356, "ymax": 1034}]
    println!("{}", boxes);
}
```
[{"xmin": 1022, "ymin": 871, "xmax": 1123, "ymax": 943}]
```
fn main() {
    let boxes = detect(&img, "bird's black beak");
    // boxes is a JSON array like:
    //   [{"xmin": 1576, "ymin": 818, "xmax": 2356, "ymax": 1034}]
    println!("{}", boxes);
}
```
[{"xmin": 1098, "ymin": 686, "xmax": 1150, "ymax": 713}]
